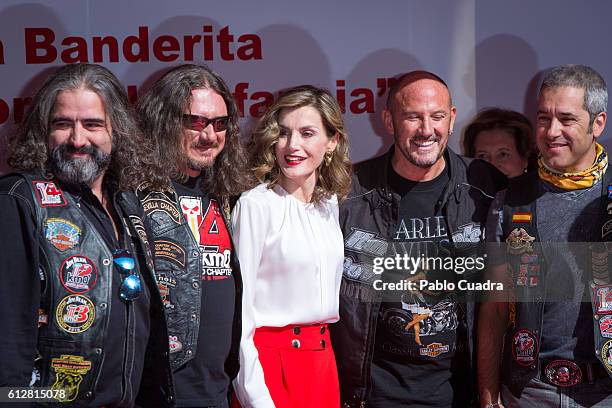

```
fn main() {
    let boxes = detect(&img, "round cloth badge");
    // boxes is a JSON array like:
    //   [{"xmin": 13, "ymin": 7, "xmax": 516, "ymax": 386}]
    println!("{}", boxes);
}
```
[
  {"xmin": 600, "ymin": 315, "xmax": 612, "ymax": 339},
  {"xmin": 59, "ymin": 255, "xmax": 98, "ymax": 294},
  {"xmin": 55, "ymin": 295, "xmax": 95, "ymax": 334},
  {"xmin": 544, "ymin": 360, "xmax": 582, "ymax": 387},
  {"xmin": 602, "ymin": 340, "xmax": 612, "ymax": 373},
  {"xmin": 511, "ymin": 329, "xmax": 538, "ymax": 366}
]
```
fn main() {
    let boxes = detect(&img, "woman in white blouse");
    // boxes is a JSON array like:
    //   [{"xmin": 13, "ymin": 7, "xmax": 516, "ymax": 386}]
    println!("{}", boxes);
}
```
[{"xmin": 232, "ymin": 85, "xmax": 352, "ymax": 408}]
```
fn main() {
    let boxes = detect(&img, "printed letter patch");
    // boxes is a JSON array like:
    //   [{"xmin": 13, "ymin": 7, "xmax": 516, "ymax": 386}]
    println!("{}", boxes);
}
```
[{"xmin": 32, "ymin": 181, "xmax": 67, "ymax": 207}]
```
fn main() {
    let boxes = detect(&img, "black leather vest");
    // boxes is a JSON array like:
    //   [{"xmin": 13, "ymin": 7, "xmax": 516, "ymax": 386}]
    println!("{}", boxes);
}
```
[
  {"xmin": 501, "ymin": 170, "xmax": 612, "ymax": 393},
  {"xmin": 137, "ymin": 183, "xmax": 205, "ymax": 371},
  {"xmin": 21, "ymin": 173, "xmax": 174, "ymax": 406}
]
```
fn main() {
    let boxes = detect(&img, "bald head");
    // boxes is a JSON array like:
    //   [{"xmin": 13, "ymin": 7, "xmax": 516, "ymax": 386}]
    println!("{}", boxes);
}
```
[
  {"xmin": 382, "ymin": 70, "xmax": 456, "ymax": 181},
  {"xmin": 386, "ymin": 71, "xmax": 452, "ymax": 111}
]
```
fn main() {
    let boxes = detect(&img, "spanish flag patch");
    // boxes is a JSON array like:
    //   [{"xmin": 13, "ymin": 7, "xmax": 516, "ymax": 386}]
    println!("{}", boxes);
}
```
[{"xmin": 512, "ymin": 212, "xmax": 532, "ymax": 223}]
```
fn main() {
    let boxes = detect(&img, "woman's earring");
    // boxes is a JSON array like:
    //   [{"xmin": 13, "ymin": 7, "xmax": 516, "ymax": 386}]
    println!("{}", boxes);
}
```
[{"xmin": 324, "ymin": 150, "xmax": 334, "ymax": 166}]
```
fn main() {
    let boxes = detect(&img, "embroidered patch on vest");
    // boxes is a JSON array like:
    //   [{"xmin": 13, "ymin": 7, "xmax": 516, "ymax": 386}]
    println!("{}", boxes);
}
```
[
  {"xmin": 516, "ymin": 263, "xmax": 540, "ymax": 287},
  {"xmin": 55, "ymin": 295, "xmax": 96, "ymax": 334},
  {"xmin": 544, "ymin": 360, "xmax": 582, "ymax": 387},
  {"xmin": 60, "ymin": 255, "xmax": 98, "ymax": 294},
  {"xmin": 512, "ymin": 329, "xmax": 538, "ymax": 366},
  {"xmin": 50, "ymin": 355, "xmax": 92, "ymax": 402},
  {"xmin": 142, "ymin": 197, "xmax": 181, "ymax": 224},
  {"xmin": 44, "ymin": 218, "xmax": 80, "ymax": 251},
  {"xmin": 154, "ymin": 240, "xmax": 186, "ymax": 268},
  {"xmin": 129, "ymin": 215, "xmax": 149, "ymax": 245},
  {"xmin": 32, "ymin": 181, "xmax": 67, "ymax": 207},
  {"xmin": 157, "ymin": 273, "xmax": 177, "ymax": 309},
  {"xmin": 599, "ymin": 316, "xmax": 612, "ymax": 339},
  {"xmin": 594, "ymin": 285, "xmax": 612, "ymax": 315},
  {"xmin": 505, "ymin": 228, "xmax": 535, "ymax": 254}
]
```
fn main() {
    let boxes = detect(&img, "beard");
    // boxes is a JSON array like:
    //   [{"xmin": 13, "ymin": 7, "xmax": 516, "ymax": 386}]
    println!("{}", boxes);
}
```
[
  {"xmin": 397, "ymin": 134, "xmax": 447, "ymax": 169},
  {"xmin": 187, "ymin": 140, "xmax": 221, "ymax": 171},
  {"xmin": 50, "ymin": 143, "xmax": 111, "ymax": 185}
]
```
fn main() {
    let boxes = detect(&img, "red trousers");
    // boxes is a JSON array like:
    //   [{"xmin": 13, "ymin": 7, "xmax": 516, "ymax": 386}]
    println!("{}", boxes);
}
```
[{"xmin": 238, "ymin": 324, "xmax": 341, "ymax": 408}]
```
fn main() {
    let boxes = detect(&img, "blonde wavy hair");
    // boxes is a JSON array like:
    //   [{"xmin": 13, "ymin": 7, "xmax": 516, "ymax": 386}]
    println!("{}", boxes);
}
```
[{"xmin": 249, "ymin": 85, "xmax": 352, "ymax": 203}]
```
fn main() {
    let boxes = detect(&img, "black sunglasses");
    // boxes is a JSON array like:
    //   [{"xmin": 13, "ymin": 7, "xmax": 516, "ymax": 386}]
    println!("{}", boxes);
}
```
[
  {"xmin": 182, "ymin": 114, "xmax": 229, "ymax": 132},
  {"xmin": 113, "ymin": 249, "xmax": 142, "ymax": 301}
]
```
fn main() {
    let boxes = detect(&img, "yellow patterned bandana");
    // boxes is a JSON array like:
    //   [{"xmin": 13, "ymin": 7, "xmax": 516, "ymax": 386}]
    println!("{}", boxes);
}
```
[{"xmin": 538, "ymin": 143, "xmax": 608, "ymax": 190}]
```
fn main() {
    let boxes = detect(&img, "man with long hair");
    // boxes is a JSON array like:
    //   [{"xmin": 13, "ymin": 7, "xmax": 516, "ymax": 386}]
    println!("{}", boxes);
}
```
[
  {"xmin": 0, "ymin": 63, "xmax": 174, "ymax": 406},
  {"xmin": 136, "ymin": 64, "xmax": 249, "ymax": 408}
]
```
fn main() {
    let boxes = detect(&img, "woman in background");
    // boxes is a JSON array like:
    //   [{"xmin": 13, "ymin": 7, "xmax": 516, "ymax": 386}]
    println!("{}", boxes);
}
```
[
  {"xmin": 463, "ymin": 107, "xmax": 535, "ymax": 178},
  {"xmin": 232, "ymin": 85, "xmax": 351, "ymax": 408}
]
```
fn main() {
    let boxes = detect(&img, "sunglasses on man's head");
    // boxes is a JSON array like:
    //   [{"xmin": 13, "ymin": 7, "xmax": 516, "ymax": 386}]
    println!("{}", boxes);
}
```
[
  {"xmin": 112, "ymin": 249, "xmax": 142, "ymax": 301},
  {"xmin": 182, "ymin": 114, "xmax": 229, "ymax": 132}
]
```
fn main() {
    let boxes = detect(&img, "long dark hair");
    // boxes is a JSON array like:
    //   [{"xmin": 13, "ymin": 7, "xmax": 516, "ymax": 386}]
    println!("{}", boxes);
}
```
[
  {"xmin": 136, "ymin": 64, "xmax": 253, "ymax": 198},
  {"xmin": 8, "ymin": 63, "xmax": 167, "ymax": 191}
]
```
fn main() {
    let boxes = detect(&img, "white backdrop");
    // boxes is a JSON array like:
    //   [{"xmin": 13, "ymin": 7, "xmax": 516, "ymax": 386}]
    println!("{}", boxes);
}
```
[{"xmin": 0, "ymin": 0, "xmax": 611, "ymax": 173}]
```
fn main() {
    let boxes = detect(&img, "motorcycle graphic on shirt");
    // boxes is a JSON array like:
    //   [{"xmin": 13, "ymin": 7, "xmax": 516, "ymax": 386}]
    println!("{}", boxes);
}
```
[{"xmin": 382, "ymin": 292, "xmax": 458, "ymax": 340}]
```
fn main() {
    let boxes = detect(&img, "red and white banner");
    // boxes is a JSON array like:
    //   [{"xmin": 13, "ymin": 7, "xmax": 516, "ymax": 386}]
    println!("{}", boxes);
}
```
[{"xmin": 1, "ymin": 0, "xmax": 611, "ymax": 172}]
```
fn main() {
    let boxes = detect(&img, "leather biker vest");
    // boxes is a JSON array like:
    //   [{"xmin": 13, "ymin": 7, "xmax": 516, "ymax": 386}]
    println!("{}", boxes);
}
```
[
  {"xmin": 500, "ymin": 170, "xmax": 612, "ymax": 394},
  {"xmin": 137, "ymin": 183, "xmax": 203, "ymax": 370},
  {"xmin": 21, "ymin": 173, "xmax": 166, "ymax": 405}
]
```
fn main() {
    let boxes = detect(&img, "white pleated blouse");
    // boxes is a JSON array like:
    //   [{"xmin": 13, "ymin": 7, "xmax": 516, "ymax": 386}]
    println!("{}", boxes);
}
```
[{"xmin": 231, "ymin": 183, "xmax": 344, "ymax": 408}]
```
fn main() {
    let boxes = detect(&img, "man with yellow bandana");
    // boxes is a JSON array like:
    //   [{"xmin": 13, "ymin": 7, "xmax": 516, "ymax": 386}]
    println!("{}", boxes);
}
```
[{"xmin": 479, "ymin": 65, "xmax": 612, "ymax": 407}]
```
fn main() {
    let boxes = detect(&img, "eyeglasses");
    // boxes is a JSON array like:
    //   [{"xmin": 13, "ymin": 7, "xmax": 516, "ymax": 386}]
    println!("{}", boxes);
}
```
[
  {"xmin": 182, "ymin": 114, "xmax": 229, "ymax": 132},
  {"xmin": 113, "ymin": 249, "xmax": 142, "ymax": 301}
]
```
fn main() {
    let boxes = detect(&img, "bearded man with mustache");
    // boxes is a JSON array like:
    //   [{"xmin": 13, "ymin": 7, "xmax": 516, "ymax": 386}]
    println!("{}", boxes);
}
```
[
  {"xmin": 50, "ymin": 143, "xmax": 111, "ymax": 186},
  {"xmin": 0, "ymin": 63, "xmax": 174, "ymax": 407},
  {"xmin": 135, "ymin": 64, "xmax": 252, "ymax": 408},
  {"xmin": 330, "ymin": 71, "xmax": 507, "ymax": 407}
]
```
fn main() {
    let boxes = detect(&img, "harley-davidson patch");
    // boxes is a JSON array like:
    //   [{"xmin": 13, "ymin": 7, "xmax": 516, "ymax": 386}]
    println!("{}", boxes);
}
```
[{"xmin": 44, "ymin": 218, "xmax": 80, "ymax": 251}]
